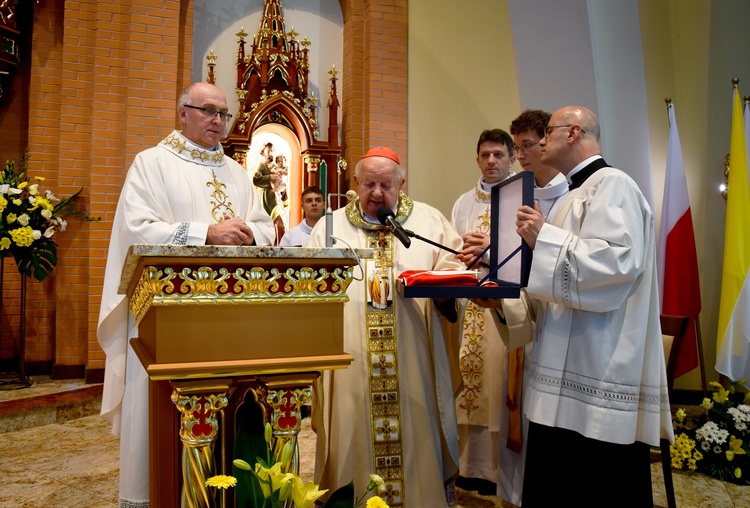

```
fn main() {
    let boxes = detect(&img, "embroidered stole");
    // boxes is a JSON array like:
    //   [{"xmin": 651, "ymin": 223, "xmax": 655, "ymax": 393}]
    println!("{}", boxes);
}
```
[{"xmin": 364, "ymin": 228, "xmax": 405, "ymax": 507}]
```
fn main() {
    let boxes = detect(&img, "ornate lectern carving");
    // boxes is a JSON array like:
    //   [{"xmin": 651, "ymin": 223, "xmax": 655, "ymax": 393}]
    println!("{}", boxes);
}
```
[{"xmin": 120, "ymin": 244, "xmax": 366, "ymax": 508}]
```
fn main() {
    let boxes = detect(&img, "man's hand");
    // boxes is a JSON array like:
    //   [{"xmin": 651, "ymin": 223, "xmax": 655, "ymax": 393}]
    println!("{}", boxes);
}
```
[
  {"xmin": 516, "ymin": 201, "xmax": 545, "ymax": 250},
  {"xmin": 457, "ymin": 231, "xmax": 489, "ymax": 266},
  {"xmin": 206, "ymin": 215, "xmax": 255, "ymax": 245}
]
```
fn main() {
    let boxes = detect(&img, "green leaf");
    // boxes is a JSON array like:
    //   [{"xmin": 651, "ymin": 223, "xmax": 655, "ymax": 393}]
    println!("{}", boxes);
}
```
[{"xmin": 320, "ymin": 480, "xmax": 355, "ymax": 508}]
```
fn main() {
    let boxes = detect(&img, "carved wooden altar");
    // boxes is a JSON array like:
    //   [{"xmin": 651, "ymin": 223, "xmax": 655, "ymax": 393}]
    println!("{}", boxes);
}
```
[
  {"xmin": 120, "ymin": 244, "xmax": 365, "ymax": 508},
  {"xmin": 208, "ymin": 0, "xmax": 347, "ymax": 231}
]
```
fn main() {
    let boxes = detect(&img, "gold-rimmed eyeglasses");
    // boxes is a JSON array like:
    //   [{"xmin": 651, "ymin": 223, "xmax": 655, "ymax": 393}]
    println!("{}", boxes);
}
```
[{"xmin": 184, "ymin": 104, "xmax": 233, "ymax": 122}]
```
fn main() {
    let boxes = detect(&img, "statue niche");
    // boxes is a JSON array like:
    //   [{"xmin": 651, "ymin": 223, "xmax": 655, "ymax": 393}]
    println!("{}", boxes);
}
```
[{"xmin": 210, "ymin": 0, "xmax": 344, "ymax": 245}]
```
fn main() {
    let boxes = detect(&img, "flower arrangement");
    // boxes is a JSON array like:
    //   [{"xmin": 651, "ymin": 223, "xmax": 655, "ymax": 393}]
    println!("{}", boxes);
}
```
[
  {"xmin": 0, "ymin": 152, "xmax": 98, "ymax": 281},
  {"xmin": 206, "ymin": 422, "xmax": 389, "ymax": 508},
  {"xmin": 671, "ymin": 379, "xmax": 750, "ymax": 484}
]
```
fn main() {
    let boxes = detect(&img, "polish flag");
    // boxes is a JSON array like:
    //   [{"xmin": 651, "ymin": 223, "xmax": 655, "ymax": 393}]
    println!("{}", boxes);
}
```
[{"xmin": 657, "ymin": 102, "xmax": 702, "ymax": 378}]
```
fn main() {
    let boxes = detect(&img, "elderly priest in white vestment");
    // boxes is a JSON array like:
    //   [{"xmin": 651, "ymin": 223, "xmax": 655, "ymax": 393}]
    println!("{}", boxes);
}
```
[
  {"xmin": 97, "ymin": 82, "xmax": 274, "ymax": 508},
  {"xmin": 308, "ymin": 146, "xmax": 465, "ymax": 508},
  {"xmin": 478, "ymin": 106, "xmax": 673, "ymax": 507}
]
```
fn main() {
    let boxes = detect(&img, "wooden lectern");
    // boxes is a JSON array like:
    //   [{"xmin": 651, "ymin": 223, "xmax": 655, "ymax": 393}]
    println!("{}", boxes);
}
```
[{"xmin": 119, "ymin": 244, "xmax": 365, "ymax": 508}]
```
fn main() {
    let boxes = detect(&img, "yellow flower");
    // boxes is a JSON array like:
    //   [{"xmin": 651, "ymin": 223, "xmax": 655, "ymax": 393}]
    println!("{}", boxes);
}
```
[
  {"xmin": 675, "ymin": 408, "xmax": 686, "ymax": 423},
  {"xmin": 205, "ymin": 475, "xmax": 237, "ymax": 489},
  {"xmin": 367, "ymin": 496, "xmax": 390, "ymax": 508},
  {"xmin": 18, "ymin": 181, "xmax": 28, "ymax": 190},
  {"xmin": 0, "ymin": 195, "xmax": 6, "ymax": 213},
  {"xmin": 712, "ymin": 384, "xmax": 730, "ymax": 404},
  {"xmin": 12, "ymin": 199, "xmax": 21, "ymax": 206},
  {"xmin": 735, "ymin": 467, "xmax": 742, "ymax": 479},
  {"xmin": 0, "ymin": 237, "xmax": 10, "ymax": 250},
  {"xmin": 6, "ymin": 212, "xmax": 16, "ymax": 224},
  {"xmin": 34, "ymin": 176, "xmax": 45, "ymax": 182},
  {"xmin": 233, "ymin": 458, "xmax": 252, "ymax": 470},
  {"xmin": 10, "ymin": 226, "xmax": 34, "ymax": 247},
  {"xmin": 700, "ymin": 398, "xmax": 714, "ymax": 412},
  {"xmin": 291, "ymin": 476, "xmax": 328, "ymax": 508},
  {"xmin": 727, "ymin": 436, "xmax": 747, "ymax": 461},
  {"xmin": 254, "ymin": 462, "xmax": 295, "ymax": 497}
]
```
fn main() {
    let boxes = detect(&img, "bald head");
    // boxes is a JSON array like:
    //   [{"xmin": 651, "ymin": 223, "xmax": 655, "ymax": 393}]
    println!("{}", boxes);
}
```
[
  {"xmin": 538, "ymin": 105, "xmax": 602, "ymax": 174},
  {"xmin": 177, "ymin": 82, "xmax": 230, "ymax": 148}
]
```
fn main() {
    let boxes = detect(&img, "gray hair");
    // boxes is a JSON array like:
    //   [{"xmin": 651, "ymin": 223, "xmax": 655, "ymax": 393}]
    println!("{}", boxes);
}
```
[{"xmin": 354, "ymin": 158, "xmax": 406, "ymax": 183}]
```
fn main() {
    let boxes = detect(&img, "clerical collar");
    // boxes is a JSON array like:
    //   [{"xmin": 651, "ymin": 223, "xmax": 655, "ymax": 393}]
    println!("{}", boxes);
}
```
[
  {"xmin": 534, "ymin": 173, "xmax": 569, "ymax": 199},
  {"xmin": 566, "ymin": 156, "xmax": 610, "ymax": 190}
]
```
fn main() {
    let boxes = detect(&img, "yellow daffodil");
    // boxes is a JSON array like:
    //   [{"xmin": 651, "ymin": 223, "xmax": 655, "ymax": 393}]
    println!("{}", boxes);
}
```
[
  {"xmin": 205, "ymin": 475, "xmax": 237, "ymax": 489},
  {"xmin": 291, "ymin": 476, "xmax": 328, "ymax": 508},
  {"xmin": 6, "ymin": 212, "xmax": 16, "ymax": 224},
  {"xmin": 12, "ymin": 198, "xmax": 21, "ymax": 206},
  {"xmin": 0, "ymin": 195, "xmax": 6, "ymax": 213},
  {"xmin": 0, "ymin": 237, "xmax": 10, "ymax": 250},
  {"xmin": 367, "ymin": 496, "xmax": 390, "ymax": 508},
  {"xmin": 700, "ymin": 398, "xmax": 714, "ymax": 412}
]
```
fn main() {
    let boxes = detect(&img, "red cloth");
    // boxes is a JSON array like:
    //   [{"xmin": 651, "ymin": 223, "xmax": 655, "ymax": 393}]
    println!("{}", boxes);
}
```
[{"xmin": 398, "ymin": 269, "xmax": 479, "ymax": 286}]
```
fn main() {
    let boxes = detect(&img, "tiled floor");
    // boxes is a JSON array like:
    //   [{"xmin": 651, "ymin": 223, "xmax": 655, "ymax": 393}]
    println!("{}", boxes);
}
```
[{"xmin": 0, "ymin": 376, "xmax": 748, "ymax": 507}]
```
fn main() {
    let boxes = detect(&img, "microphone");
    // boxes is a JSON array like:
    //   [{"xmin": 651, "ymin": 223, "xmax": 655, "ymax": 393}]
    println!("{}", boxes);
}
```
[
  {"xmin": 325, "ymin": 190, "xmax": 358, "ymax": 247},
  {"xmin": 377, "ymin": 206, "xmax": 411, "ymax": 248}
]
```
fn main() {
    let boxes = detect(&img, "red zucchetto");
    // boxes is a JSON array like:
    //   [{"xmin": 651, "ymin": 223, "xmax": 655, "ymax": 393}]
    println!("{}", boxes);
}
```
[{"xmin": 362, "ymin": 146, "xmax": 401, "ymax": 165}]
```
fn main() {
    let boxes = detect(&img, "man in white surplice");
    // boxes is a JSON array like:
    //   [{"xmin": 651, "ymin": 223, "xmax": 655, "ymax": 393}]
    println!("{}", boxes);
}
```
[
  {"xmin": 308, "ymin": 146, "xmax": 465, "ymax": 508},
  {"xmin": 479, "ymin": 106, "xmax": 672, "ymax": 507},
  {"xmin": 449, "ymin": 129, "xmax": 516, "ymax": 497},
  {"xmin": 96, "ymin": 82, "xmax": 274, "ymax": 508}
]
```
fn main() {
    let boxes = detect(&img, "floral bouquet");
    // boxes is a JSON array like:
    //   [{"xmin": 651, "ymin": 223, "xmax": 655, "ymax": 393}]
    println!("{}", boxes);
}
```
[
  {"xmin": 206, "ymin": 422, "xmax": 389, "ymax": 508},
  {"xmin": 671, "ymin": 379, "xmax": 750, "ymax": 484},
  {"xmin": 0, "ymin": 152, "xmax": 97, "ymax": 281}
]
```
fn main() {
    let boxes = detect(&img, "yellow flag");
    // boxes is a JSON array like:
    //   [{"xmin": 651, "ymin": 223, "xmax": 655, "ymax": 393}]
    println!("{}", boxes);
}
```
[{"xmin": 716, "ymin": 85, "xmax": 750, "ymax": 386}]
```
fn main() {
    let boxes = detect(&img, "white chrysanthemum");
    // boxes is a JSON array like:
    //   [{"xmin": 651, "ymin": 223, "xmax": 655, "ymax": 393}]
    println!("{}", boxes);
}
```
[
  {"xmin": 18, "ymin": 214, "xmax": 30, "ymax": 226},
  {"xmin": 41, "ymin": 209, "xmax": 52, "ymax": 219},
  {"xmin": 32, "ymin": 230, "xmax": 42, "ymax": 241},
  {"xmin": 0, "ymin": 184, "xmax": 8, "ymax": 194},
  {"xmin": 696, "ymin": 421, "xmax": 729, "ymax": 445},
  {"xmin": 728, "ymin": 407, "xmax": 749, "ymax": 431}
]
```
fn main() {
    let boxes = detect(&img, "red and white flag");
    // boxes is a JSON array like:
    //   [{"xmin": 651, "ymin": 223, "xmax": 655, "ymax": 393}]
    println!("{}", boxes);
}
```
[{"xmin": 657, "ymin": 102, "xmax": 702, "ymax": 378}]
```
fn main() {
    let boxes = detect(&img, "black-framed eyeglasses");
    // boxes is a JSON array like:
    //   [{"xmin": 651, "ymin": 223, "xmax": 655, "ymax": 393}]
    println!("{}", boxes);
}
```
[
  {"xmin": 513, "ymin": 140, "xmax": 539, "ymax": 155},
  {"xmin": 544, "ymin": 124, "xmax": 585, "ymax": 138},
  {"xmin": 184, "ymin": 104, "xmax": 233, "ymax": 122}
]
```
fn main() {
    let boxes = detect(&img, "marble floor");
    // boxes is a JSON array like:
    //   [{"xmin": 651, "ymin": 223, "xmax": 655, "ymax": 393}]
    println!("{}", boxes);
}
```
[{"xmin": 0, "ymin": 376, "xmax": 748, "ymax": 508}]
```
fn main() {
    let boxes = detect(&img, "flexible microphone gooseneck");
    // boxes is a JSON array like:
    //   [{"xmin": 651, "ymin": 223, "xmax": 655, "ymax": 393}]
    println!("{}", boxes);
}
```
[
  {"xmin": 376, "ymin": 206, "xmax": 411, "ymax": 248},
  {"xmin": 325, "ymin": 190, "xmax": 358, "ymax": 247}
]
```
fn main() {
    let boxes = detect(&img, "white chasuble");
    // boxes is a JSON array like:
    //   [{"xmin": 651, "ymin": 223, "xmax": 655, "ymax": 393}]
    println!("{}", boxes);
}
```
[
  {"xmin": 308, "ymin": 193, "xmax": 464, "ymax": 508},
  {"xmin": 450, "ymin": 178, "xmax": 523, "ymax": 503},
  {"xmin": 97, "ymin": 130, "xmax": 274, "ymax": 507}
]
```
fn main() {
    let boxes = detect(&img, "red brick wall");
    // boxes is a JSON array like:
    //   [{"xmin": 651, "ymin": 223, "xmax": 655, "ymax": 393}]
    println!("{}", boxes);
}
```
[{"xmin": 10, "ymin": 0, "xmax": 406, "ymax": 380}]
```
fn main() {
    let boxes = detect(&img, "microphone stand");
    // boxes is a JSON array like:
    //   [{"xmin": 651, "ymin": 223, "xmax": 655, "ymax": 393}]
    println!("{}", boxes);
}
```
[{"xmin": 403, "ymin": 228, "xmax": 490, "ymax": 268}]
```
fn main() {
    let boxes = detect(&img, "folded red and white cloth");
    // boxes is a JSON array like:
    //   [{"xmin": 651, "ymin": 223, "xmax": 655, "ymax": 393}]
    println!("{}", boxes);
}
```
[{"xmin": 398, "ymin": 269, "xmax": 479, "ymax": 287}]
